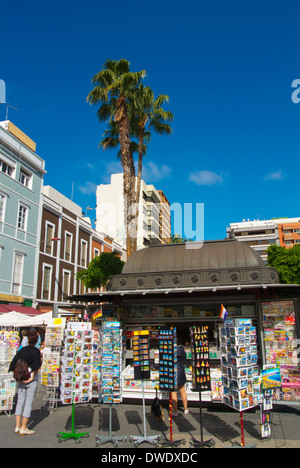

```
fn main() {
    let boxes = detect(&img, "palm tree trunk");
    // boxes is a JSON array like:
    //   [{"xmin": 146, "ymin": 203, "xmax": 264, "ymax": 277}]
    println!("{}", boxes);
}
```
[{"xmin": 115, "ymin": 95, "xmax": 137, "ymax": 258}]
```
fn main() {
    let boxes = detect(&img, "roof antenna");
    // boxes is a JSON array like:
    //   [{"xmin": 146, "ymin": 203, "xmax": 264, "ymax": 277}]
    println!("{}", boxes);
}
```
[{"xmin": 0, "ymin": 79, "xmax": 18, "ymax": 119}]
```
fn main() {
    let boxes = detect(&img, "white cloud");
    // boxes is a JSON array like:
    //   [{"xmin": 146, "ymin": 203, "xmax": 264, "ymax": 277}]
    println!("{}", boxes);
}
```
[
  {"xmin": 78, "ymin": 181, "xmax": 98, "ymax": 195},
  {"xmin": 264, "ymin": 170, "xmax": 284, "ymax": 181},
  {"xmin": 189, "ymin": 170, "xmax": 223, "ymax": 186},
  {"xmin": 143, "ymin": 161, "xmax": 172, "ymax": 182}
]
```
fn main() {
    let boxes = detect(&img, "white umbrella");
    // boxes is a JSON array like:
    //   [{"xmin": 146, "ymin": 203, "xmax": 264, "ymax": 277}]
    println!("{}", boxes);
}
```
[{"xmin": 0, "ymin": 311, "xmax": 31, "ymax": 327}]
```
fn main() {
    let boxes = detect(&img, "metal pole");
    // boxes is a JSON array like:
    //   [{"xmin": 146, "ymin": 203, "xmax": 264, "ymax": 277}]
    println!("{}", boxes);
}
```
[
  {"xmin": 169, "ymin": 392, "xmax": 173, "ymax": 442},
  {"xmin": 240, "ymin": 411, "xmax": 245, "ymax": 447},
  {"xmin": 199, "ymin": 391, "xmax": 203, "ymax": 443},
  {"xmin": 142, "ymin": 380, "xmax": 147, "ymax": 437}
]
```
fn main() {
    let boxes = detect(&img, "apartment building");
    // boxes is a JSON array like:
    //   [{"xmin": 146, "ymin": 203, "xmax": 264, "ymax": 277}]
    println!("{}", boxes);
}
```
[
  {"xmin": 36, "ymin": 186, "xmax": 126, "ymax": 313},
  {"xmin": 96, "ymin": 173, "xmax": 171, "ymax": 250},
  {"xmin": 227, "ymin": 219, "xmax": 278, "ymax": 263},
  {"xmin": 0, "ymin": 121, "xmax": 45, "ymax": 305},
  {"xmin": 277, "ymin": 218, "xmax": 300, "ymax": 248},
  {"xmin": 227, "ymin": 217, "xmax": 300, "ymax": 263},
  {"xmin": 158, "ymin": 190, "xmax": 171, "ymax": 243}
]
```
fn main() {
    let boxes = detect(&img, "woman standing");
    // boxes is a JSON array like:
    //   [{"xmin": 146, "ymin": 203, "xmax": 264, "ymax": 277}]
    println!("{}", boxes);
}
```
[
  {"xmin": 9, "ymin": 330, "xmax": 41, "ymax": 435},
  {"xmin": 171, "ymin": 342, "xmax": 189, "ymax": 416}
]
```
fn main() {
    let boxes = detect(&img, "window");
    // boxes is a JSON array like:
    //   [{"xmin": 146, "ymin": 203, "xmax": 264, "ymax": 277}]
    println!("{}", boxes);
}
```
[
  {"xmin": 64, "ymin": 232, "xmax": 72, "ymax": 262},
  {"xmin": 18, "ymin": 205, "xmax": 28, "ymax": 230},
  {"xmin": 0, "ymin": 193, "xmax": 6, "ymax": 222},
  {"xmin": 45, "ymin": 223, "xmax": 55, "ymax": 255},
  {"xmin": 12, "ymin": 253, "xmax": 24, "ymax": 295},
  {"xmin": 19, "ymin": 168, "xmax": 32, "ymax": 188},
  {"xmin": 42, "ymin": 265, "xmax": 52, "ymax": 300},
  {"xmin": 94, "ymin": 248, "xmax": 100, "ymax": 257},
  {"xmin": 0, "ymin": 159, "xmax": 13, "ymax": 176},
  {"xmin": 80, "ymin": 240, "xmax": 88, "ymax": 267},
  {"xmin": 62, "ymin": 270, "xmax": 71, "ymax": 297}
]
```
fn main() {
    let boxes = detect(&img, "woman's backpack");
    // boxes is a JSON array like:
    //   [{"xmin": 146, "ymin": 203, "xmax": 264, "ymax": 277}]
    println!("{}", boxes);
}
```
[{"xmin": 13, "ymin": 358, "xmax": 31, "ymax": 382}]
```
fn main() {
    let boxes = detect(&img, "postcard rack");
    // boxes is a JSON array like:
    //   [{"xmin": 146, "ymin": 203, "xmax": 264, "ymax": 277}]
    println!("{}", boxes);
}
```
[
  {"xmin": 0, "ymin": 330, "xmax": 18, "ymax": 416},
  {"xmin": 96, "ymin": 321, "xmax": 126, "ymax": 447},
  {"xmin": 57, "ymin": 322, "xmax": 92, "ymax": 443},
  {"xmin": 220, "ymin": 318, "xmax": 260, "ymax": 447},
  {"xmin": 41, "ymin": 319, "xmax": 65, "ymax": 414}
]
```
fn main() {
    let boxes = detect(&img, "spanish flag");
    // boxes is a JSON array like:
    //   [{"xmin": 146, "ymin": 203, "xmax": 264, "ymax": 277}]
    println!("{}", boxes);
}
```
[
  {"xmin": 92, "ymin": 309, "xmax": 102, "ymax": 320},
  {"xmin": 220, "ymin": 304, "xmax": 228, "ymax": 320}
]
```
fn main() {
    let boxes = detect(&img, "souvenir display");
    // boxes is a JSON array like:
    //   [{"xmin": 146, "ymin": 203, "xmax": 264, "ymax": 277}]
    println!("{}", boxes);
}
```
[
  {"xmin": 60, "ymin": 322, "xmax": 93, "ymax": 405},
  {"xmin": 220, "ymin": 319, "xmax": 260, "ymax": 411},
  {"xmin": 260, "ymin": 365, "xmax": 281, "ymax": 439},
  {"xmin": 132, "ymin": 330, "xmax": 150, "ymax": 380},
  {"xmin": 41, "ymin": 319, "xmax": 65, "ymax": 389},
  {"xmin": 91, "ymin": 329, "xmax": 101, "ymax": 398},
  {"xmin": 190, "ymin": 325, "xmax": 211, "ymax": 392},
  {"xmin": 0, "ymin": 373, "xmax": 15, "ymax": 413},
  {"xmin": 0, "ymin": 330, "xmax": 19, "ymax": 370},
  {"xmin": 44, "ymin": 324, "xmax": 64, "ymax": 347},
  {"xmin": 100, "ymin": 321, "xmax": 123, "ymax": 404},
  {"xmin": 262, "ymin": 301, "xmax": 300, "ymax": 401},
  {"xmin": 158, "ymin": 326, "xmax": 177, "ymax": 391},
  {"xmin": 41, "ymin": 351, "xmax": 60, "ymax": 386}
]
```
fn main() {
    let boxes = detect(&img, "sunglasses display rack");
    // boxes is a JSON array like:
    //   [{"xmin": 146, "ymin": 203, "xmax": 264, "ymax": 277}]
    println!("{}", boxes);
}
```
[
  {"xmin": 158, "ymin": 326, "xmax": 177, "ymax": 392},
  {"xmin": 129, "ymin": 330, "xmax": 160, "ymax": 447}
]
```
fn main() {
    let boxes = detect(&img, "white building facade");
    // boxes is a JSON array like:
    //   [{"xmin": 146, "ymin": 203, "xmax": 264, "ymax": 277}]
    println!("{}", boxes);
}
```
[{"xmin": 96, "ymin": 173, "xmax": 170, "ymax": 250}]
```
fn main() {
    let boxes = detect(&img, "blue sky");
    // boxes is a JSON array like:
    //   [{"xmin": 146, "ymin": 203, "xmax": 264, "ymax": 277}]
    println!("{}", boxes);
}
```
[{"xmin": 1, "ymin": 0, "xmax": 300, "ymax": 241}]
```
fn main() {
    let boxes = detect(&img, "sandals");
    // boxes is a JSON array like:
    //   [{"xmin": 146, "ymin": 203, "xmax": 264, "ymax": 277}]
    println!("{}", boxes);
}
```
[{"xmin": 19, "ymin": 428, "xmax": 35, "ymax": 436}]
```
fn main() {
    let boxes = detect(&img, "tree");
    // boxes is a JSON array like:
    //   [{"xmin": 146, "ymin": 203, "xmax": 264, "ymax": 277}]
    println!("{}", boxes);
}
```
[
  {"xmin": 267, "ymin": 244, "xmax": 300, "ymax": 284},
  {"xmin": 75, "ymin": 251, "xmax": 124, "ymax": 290},
  {"xmin": 87, "ymin": 59, "xmax": 145, "ymax": 257},
  {"xmin": 88, "ymin": 59, "xmax": 173, "ymax": 258},
  {"xmin": 102, "ymin": 85, "xmax": 174, "ymax": 243},
  {"xmin": 129, "ymin": 83, "xmax": 173, "ymax": 209}
]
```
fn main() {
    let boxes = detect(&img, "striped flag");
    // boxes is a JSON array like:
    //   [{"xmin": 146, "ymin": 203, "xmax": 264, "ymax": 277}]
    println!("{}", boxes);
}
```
[
  {"xmin": 220, "ymin": 304, "xmax": 228, "ymax": 320},
  {"xmin": 92, "ymin": 309, "xmax": 102, "ymax": 320}
]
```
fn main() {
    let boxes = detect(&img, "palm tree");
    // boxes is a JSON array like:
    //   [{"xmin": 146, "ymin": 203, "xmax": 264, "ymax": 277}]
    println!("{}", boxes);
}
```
[
  {"xmin": 87, "ymin": 59, "xmax": 145, "ymax": 257},
  {"xmin": 129, "ymin": 83, "xmax": 174, "ymax": 209}
]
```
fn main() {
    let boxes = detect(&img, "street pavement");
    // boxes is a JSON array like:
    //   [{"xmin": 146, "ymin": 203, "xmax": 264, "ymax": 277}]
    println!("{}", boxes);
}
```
[{"xmin": 0, "ymin": 385, "xmax": 300, "ymax": 449}]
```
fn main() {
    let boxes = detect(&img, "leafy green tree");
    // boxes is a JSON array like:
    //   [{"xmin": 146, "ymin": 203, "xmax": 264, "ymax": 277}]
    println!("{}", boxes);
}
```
[
  {"xmin": 87, "ymin": 59, "xmax": 145, "ymax": 257},
  {"xmin": 267, "ymin": 244, "xmax": 300, "ymax": 284},
  {"xmin": 75, "ymin": 251, "xmax": 124, "ymax": 290}
]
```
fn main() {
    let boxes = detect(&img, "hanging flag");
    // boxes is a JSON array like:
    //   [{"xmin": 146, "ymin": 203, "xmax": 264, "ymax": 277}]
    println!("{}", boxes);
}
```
[
  {"xmin": 92, "ymin": 309, "xmax": 102, "ymax": 320},
  {"xmin": 220, "ymin": 304, "xmax": 228, "ymax": 320},
  {"xmin": 83, "ymin": 309, "xmax": 89, "ymax": 321}
]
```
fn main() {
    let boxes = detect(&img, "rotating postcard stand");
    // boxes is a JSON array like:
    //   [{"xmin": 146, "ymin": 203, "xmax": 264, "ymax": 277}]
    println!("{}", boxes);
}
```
[
  {"xmin": 189, "ymin": 326, "xmax": 215, "ymax": 448},
  {"xmin": 57, "ymin": 323, "xmax": 92, "ymax": 443},
  {"xmin": 95, "ymin": 321, "xmax": 127, "ymax": 447},
  {"xmin": 220, "ymin": 319, "xmax": 260, "ymax": 448},
  {"xmin": 158, "ymin": 326, "xmax": 185, "ymax": 448},
  {"xmin": 129, "ymin": 331, "xmax": 160, "ymax": 447}
]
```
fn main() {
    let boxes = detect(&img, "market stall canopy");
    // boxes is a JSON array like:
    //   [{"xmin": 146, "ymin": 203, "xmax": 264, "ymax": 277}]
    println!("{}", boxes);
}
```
[
  {"xmin": 21, "ymin": 312, "xmax": 53, "ymax": 327},
  {"xmin": 0, "ymin": 304, "xmax": 43, "ymax": 316},
  {"xmin": 0, "ymin": 311, "xmax": 32, "ymax": 326}
]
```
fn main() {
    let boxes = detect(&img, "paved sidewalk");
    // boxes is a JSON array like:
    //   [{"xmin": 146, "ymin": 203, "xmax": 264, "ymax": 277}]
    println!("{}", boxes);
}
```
[{"xmin": 0, "ymin": 386, "xmax": 299, "ymax": 448}]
